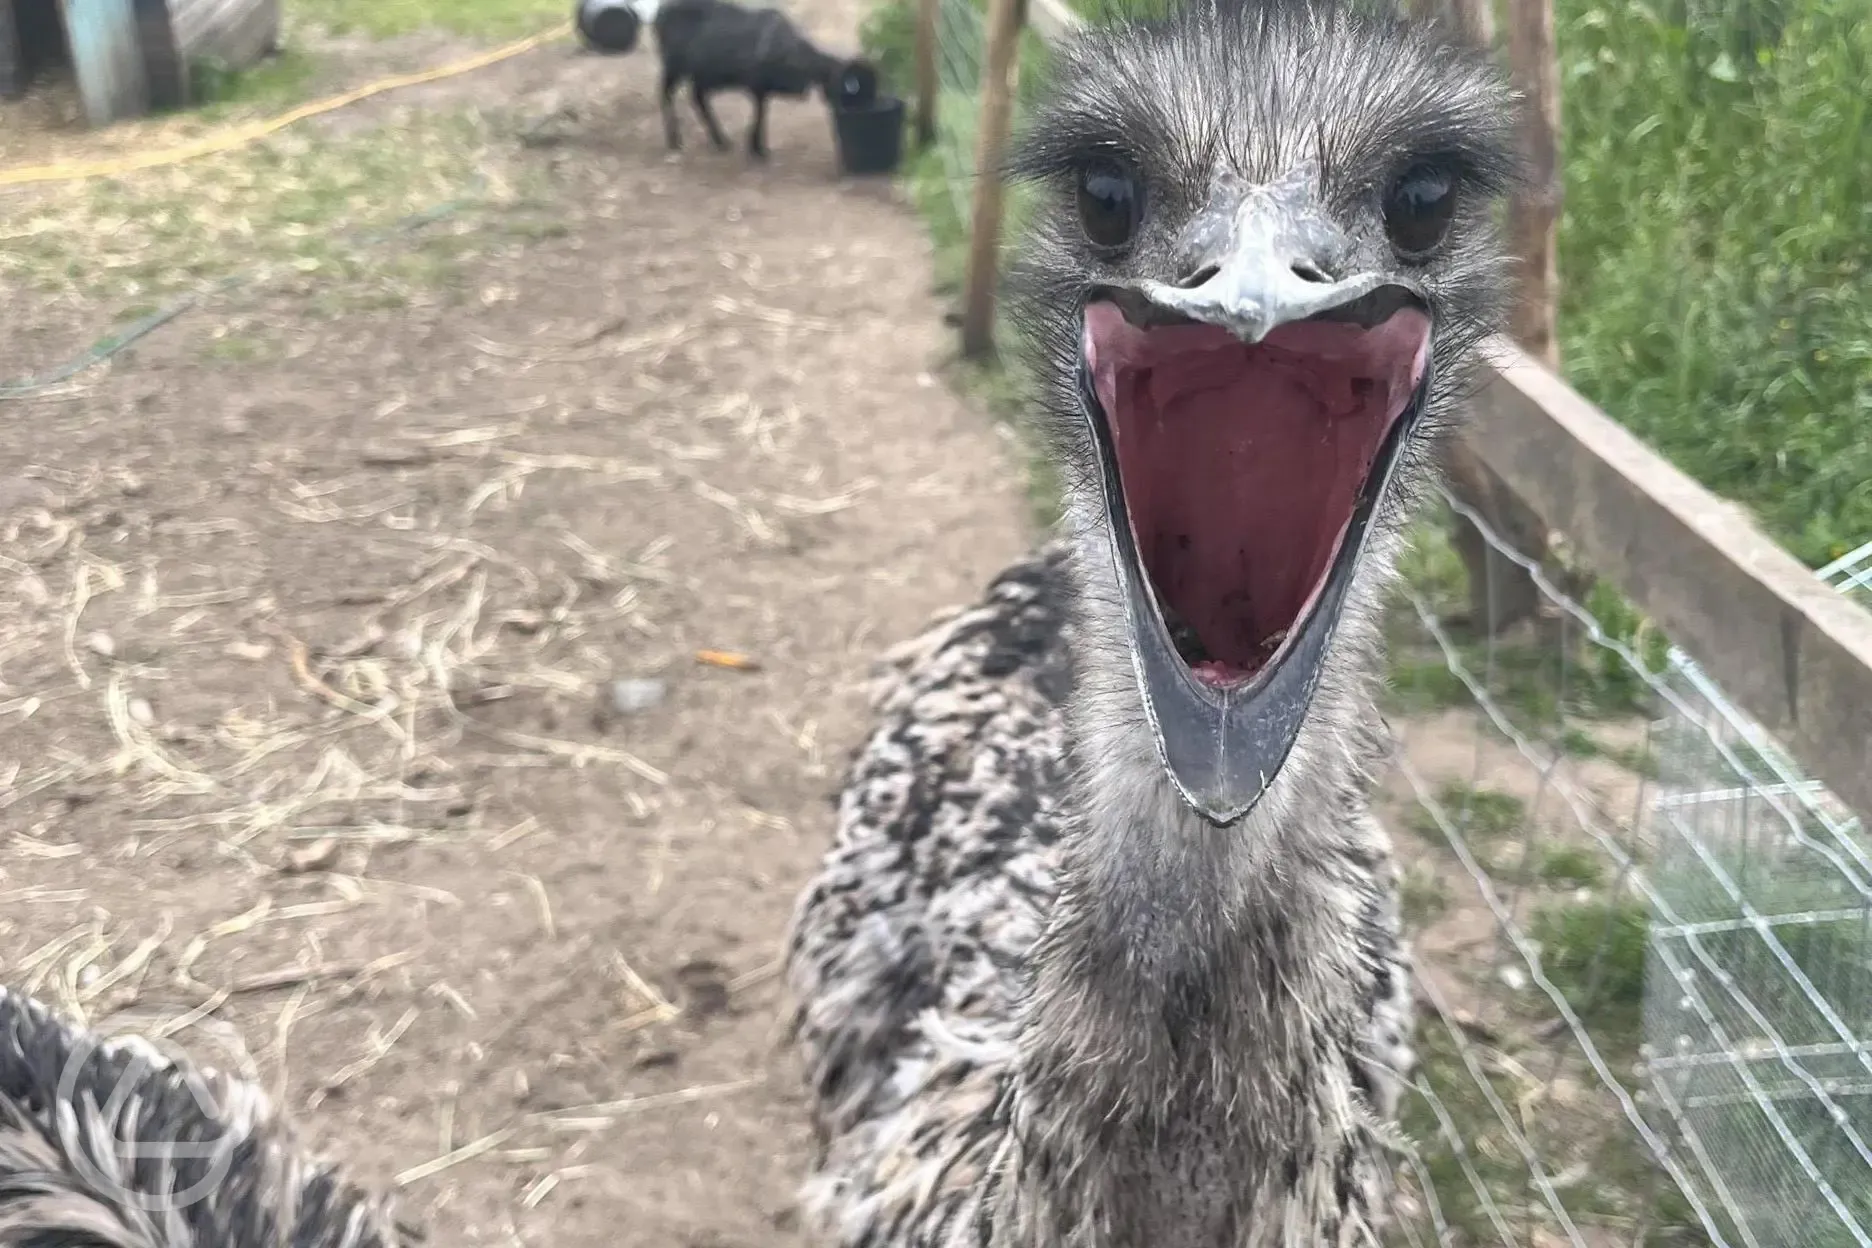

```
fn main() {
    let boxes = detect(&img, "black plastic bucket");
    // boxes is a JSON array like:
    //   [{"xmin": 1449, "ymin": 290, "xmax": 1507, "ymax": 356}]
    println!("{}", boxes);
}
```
[
  {"xmin": 830, "ymin": 60, "xmax": 881, "ymax": 111},
  {"xmin": 832, "ymin": 94, "xmax": 906, "ymax": 177},
  {"xmin": 576, "ymin": 0, "xmax": 643, "ymax": 52}
]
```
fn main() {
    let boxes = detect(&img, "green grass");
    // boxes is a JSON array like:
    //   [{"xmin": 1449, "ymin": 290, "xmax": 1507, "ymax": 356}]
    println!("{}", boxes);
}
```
[
  {"xmin": 1537, "ymin": 844, "xmax": 1606, "ymax": 889},
  {"xmin": 1407, "ymin": 781, "xmax": 1529, "ymax": 844},
  {"xmin": 174, "ymin": 0, "xmax": 566, "ymax": 118},
  {"xmin": 1395, "ymin": 1023, "xmax": 1531, "ymax": 1242},
  {"xmin": 188, "ymin": 46, "xmax": 321, "ymax": 115},
  {"xmin": 287, "ymin": 0, "xmax": 569, "ymax": 40},
  {"xmin": 1531, "ymin": 896, "xmax": 1649, "ymax": 1052},
  {"xmin": 1384, "ymin": 514, "xmax": 1670, "ymax": 729},
  {"xmin": 860, "ymin": 0, "xmax": 1064, "ymax": 526},
  {"xmin": 1558, "ymin": 0, "xmax": 1872, "ymax": 568},
  {"xmin": 1383, "ymin": 656, "xmax": 1472, "ymax": 715},
  {"xmin": 0, "ymin": 112, "xmax": 533, "ymax": 304},
  {"xmin": 1399, "ymin": 863, "xmax": 1452, "ymax": 926}
]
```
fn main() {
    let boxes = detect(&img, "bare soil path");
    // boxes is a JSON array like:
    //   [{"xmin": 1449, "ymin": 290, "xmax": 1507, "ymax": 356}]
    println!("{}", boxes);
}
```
[{"xmin": 0, "ymin": 8, "xmax": 1031, "ymax": 1245}]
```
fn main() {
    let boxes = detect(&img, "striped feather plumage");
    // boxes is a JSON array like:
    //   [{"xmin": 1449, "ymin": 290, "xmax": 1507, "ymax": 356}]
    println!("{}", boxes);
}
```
[
  {"xmin": 786, "ymin": 0, "xmax": 1519, "ymax": 1242},
  {"xmin": 0, "ymin": 987, "xmax": 406, "ymax": 1248}
]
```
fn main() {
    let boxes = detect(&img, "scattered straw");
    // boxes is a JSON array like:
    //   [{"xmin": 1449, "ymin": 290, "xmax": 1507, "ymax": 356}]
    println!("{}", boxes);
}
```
[
  {"xmin": 60, "ymin": 559, "xmax": 96, "ymax": 691},
  {"xmin": 528, "ymin": 1079, "xmax": 758, "ymax": 1132},
  {"xmin": 271, "ymin": 981, "xmax": 312, "ymax": 1101},
  {"xmin": 519, "ymin": 1174, "xmax": 559, "ymax": 1209},
  {"xmin": 395, "ymin": 1126, "xmax": 518, "ymax": 1187},
  {"xmin": 728, "ymin": 960, "xmax": 783, "ymax": 993},
  {"xmin": 80, "ymin": 917, "xmax": 172, "ymax": 1004},
  {"xmin": 515, "ymin": 873, "xmax": 555, "ymax": 940},
  {"xmin": 488, "ymin": 816, "xmax": 541, "ymax": 851},
  {"xmin": 310, "ymin": 1005, "xmax": 420, "ymax": 1108},
  {"xmin": 610, "ymin": 950, "xmax": 680, "ymax": 1032}
]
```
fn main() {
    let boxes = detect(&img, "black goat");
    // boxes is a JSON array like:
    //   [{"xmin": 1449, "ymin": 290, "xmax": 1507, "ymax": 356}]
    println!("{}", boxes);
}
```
[{"xmin": 651, "ymin": 0, "xmax": 860, "ymax": 159}]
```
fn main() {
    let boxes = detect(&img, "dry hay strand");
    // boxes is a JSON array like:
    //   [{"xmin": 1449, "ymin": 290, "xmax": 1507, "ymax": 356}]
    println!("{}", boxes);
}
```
[
  {"xmin": 391, "ymin": 1082, "xmax": 762, "ymax": 1190},
  {"xmin": 468, "ymin": 320, "xmax": 694, "ymax": 364},
  {"xmin": 309, "ymin": 1004, "xmax": 421, "ymax": 1109},
  {"xmin": 609, "ymin": 950, "xmax": 680, "ymax": 1032}
]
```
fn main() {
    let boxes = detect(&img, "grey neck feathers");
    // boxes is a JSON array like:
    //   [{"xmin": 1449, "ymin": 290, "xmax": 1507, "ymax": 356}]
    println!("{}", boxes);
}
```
[{"xmin": 988, "ymin": 502, "xmax": 1402, "ymax": 1245}]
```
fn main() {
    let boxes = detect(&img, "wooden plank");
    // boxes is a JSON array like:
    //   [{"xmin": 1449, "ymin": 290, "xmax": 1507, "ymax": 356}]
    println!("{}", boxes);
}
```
[
  {"xmin": 1469, "ymin": 340, "xmax": 1872, "ymax": 820},
  {"xmin": 1504, "ymin": 0, "xmax": 1562, "ymax": 366},
  {"xmin": 61, "ymin": 0, "xmax": 147, "ymax": 125},
  {"xmin": 912, "ymin": 0, "xmax": 936, "ymax": 147}
]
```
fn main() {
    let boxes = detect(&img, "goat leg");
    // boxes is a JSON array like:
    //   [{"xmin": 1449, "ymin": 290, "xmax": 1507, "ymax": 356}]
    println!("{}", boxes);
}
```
[
  {"xmin": 690, "ymin": 84, "xmax": 732, "ymax": 151},
  {"xmin": 747, "ymin": 92, "xmax": 769, "ymax": 161},
  {"xmin": 660, "ymin": 67, "xmax": 683, "ymax": 150}
]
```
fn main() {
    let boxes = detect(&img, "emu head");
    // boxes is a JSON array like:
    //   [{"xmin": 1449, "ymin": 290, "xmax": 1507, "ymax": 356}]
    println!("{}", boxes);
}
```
[{"xmin": 1008, "ymin": 0, "xmax": 1521, "ymax": 829}]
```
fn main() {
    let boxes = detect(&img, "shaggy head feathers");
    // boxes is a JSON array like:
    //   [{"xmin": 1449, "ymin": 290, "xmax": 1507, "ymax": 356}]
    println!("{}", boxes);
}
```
[
  {"xmin": 997, "ymin": 0, "xmax": 1524, "ymax": 881},
  {"xmin": 1006, "ymin": 0, "xmax": 1524, "ymax": 487}
]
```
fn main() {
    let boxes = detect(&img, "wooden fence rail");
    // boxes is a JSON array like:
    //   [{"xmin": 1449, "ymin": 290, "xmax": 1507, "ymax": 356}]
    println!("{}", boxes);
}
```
[{"xmin": 924, "ymin": 0, "xmax": 1872, "ymax": 820}]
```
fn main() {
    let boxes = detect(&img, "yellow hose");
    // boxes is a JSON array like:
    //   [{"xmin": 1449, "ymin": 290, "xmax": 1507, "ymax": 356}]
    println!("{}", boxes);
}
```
[{"xmin": 0, "ymin": 21, "xmax": 573, "ymax": 190}]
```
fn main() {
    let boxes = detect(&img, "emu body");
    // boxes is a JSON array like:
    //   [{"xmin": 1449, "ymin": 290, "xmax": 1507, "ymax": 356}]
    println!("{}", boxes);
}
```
[
  {"xmin": 0, "ymin": 986, "xmax": 404, "ymax": 1248},
  {"xmin": 652, "ymin": 0, "xmax": 844, "ymax": 158},
  {"xmin": 786, "ymin": 0, "xmax": 1523, "ymax": 1243}
]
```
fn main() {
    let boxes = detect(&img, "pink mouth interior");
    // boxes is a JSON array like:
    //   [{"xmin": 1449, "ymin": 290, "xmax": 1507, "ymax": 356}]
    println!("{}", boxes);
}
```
[{"xmin": 1084, "ymin": 301, "xmax": 1430, "ymax": 686}]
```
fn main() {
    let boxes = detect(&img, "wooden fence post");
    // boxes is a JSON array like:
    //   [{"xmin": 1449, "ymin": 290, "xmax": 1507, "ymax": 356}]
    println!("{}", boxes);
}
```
[
  {"xmin": 913, "ymin": 0, "xmax": 939, "ymax": 147},
  {"xmin": 1506, "ymin": 0, "xmax": 1561, "ymax": 369},
  {"xmin": 1450, "ymin": 0, "xmax": 1494, "ymax": 42},
  {"xmin": 1410, "ymin": 0, "xmax": 1557, "ymax": 635},
  {"xmin": 959, "ymin": 0, "xmax": 1025, "ymax": 360}
]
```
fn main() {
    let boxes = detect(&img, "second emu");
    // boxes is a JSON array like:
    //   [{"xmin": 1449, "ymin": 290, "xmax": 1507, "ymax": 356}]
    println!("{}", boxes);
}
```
[{"xmin": 652, "ymin": 0, "xmax": 871, "ymax": 159}]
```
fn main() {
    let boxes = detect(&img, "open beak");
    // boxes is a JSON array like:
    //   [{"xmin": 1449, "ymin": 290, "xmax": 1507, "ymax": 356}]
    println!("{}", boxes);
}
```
[{"xmin": 1076, "ymin": 169, "xmax": 1432, "ymax": 825}]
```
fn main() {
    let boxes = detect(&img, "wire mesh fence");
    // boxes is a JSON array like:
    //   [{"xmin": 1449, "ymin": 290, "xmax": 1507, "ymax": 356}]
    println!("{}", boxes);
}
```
[
  {"xmin": 1382, "ymin": 489, "xmax": 1872, "ymax": 1247},
  {"xmin": 929, "ymin": 0, "xmax": 988, "ymax": 228},
  {"xmin": 1820, "ymin": 542, "xmax": 1872, "ymax": 612},
  {"xmin": 905, "ymin": 5, "xmax": 1872, "ymax": 1239}
]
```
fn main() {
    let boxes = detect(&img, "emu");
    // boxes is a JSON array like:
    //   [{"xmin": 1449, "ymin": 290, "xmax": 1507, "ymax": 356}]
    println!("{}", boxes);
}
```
[
  {"xmin": 0, "ymin": 986, "xmax": 406, "ymax": 1248},
  {"xmin": 784, "ymin": 0, "xmax": 1523, "ymax": 1242},
  {"xmin": 652, "ymin": 0, "xmax": 858, "ymax": 159}
]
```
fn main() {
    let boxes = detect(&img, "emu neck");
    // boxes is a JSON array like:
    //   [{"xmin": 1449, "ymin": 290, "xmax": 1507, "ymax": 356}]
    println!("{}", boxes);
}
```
[{"xmin": 993, "ymin": 558, "xmax": 1386, "ymax": 1243}]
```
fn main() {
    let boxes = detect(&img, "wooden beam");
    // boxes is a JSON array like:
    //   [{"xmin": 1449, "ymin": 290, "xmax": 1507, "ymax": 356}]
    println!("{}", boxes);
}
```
[
  {"xmin": 1469, "ymin": 341, "xmax": 1872, "ymax": 820},
  {"xmin": 912, "ymin": 0, "xmax": 937, "ymax": 148},
  {"xmin": 1504, "ymin": 0, "xmax": 1562, "ymax": 366},
  {"xmin": 1450, "ymin": 0, "xmax": 1494, "ymax": 46},
  {"xmin": 959, "ymin": 0, "xmax": 1025, "ymax": 359}
]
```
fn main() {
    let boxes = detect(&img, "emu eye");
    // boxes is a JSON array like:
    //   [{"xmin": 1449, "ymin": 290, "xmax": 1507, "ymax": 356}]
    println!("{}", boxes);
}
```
[
  {"xmin": 1076, "ymin": 158, "xmax": 1142, "ymax": 252},
  {"xmin": 1382, "ymin": 163, "xmax": 1457, "ymax": 260}
]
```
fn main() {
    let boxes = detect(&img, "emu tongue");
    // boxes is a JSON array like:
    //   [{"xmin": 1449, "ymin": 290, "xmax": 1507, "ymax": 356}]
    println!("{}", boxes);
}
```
[{"xmin": 1083, "ymin": 302, "xmax": 1430, "ymax": 681}]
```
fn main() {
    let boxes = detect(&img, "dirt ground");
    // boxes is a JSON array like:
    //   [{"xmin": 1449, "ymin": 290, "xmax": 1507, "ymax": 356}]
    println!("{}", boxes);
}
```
[
  {"xmin": 0, "ymin": 8, "xmax": 1029, "ymax": 1245},
  {"xmin": 0, "ymin": 5, "xmax": 1683, "ymax": 1243}
]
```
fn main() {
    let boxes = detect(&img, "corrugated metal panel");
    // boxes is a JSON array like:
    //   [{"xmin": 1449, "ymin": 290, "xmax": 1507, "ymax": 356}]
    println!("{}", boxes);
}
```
[
  {"xmin": 134, "ymin": 0, "xmax": 184, "ymax": 108},
  {"xmin": 62, "ymin": 0, "xmax": 147, "ymax": 125},
  {"xmin": 0, "ymin": 2, "xmax": 23, "ymax": 99},
  {"xmin": 167, "ymin": 0, "xmax": 275, "ymax": 72}
]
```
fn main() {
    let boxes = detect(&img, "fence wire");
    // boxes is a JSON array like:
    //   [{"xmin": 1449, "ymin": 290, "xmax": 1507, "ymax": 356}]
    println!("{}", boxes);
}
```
[
  {"xmin": 912, "ymin": 5, "xmax": 1872, "ymax": 1240},
  {"xmin": 1819, "ymin": 541, "xmax": 1872, "ymax": 612},
  {"xmin": 1379, "ymin": 490, "xmax": 1872, "ymax": 1248},
  {"xmin": 930, "ymin": 0, "xmax": 989, "ymax": 233}
]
